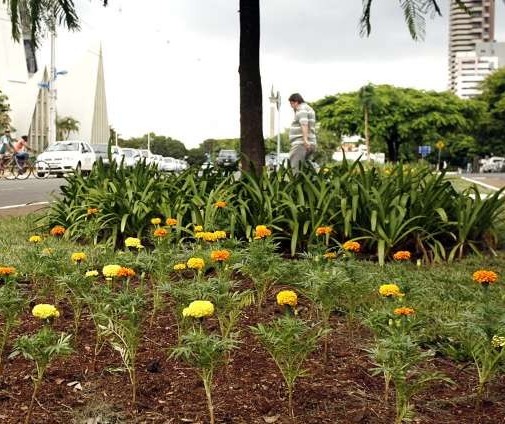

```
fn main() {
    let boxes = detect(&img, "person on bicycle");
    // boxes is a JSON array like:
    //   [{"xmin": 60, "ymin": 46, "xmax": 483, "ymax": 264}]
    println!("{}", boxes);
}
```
[
  {"xmin": 0, "ymin": 128, "xmax": 14, "ymax": 165},
  {"xmin": 13, "ymin": 135, "xmax": 32, "ymax": 163}
]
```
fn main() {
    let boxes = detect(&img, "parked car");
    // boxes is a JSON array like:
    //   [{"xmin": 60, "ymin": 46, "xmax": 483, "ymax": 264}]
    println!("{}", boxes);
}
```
[
  {"xmin": 91, "ymin": 144, "xmax": 124, "ymax": 166},
  {"xmin": 215, "ymin": 149, "xmax": 239, "ymax": 169},
  {"xmin": 160, "ymin": 156, "xmax": 178, "ymax": 172},
  {"xmin": 480, "ymin": 156, "xmax": 505, "ymax": 173},
  {"xmin": 37, "ymin": 140, "xmax": 96, "ymax": 176},
  {"xmin": 120, "ymin": 148, "xmax": 142, "ymax": 167}
]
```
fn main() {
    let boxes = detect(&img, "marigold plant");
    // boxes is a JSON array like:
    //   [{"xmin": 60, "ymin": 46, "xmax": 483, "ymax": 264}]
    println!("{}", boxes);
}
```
[
  {"xmin": 342, "ymin": 240, "xmax": 360, "ymax": 252},
  {"xmin": 315, "ymin": 226, "xmax": 332, "ymax": 236},
  {"xmin": 276, "ymin": 290, "xmax": 298, "ymax": 307},
  {"xmin": 87, "ymin": 207, "xmax": 99, "ymax": 216},
  {"xmin": 187, "ymin": 257, "xmax": 205, "ymax": 271},
  {"xmin": 32, "ymin": 304, "xmax": 60, "ymax": 320},
  {"xmin": 491, "ymin": 335, "xmax": 505, "ymax": 348},
  {"xmin": 50, "ymin": 225, "xmax": 66, "ymax": 236},
  {"xmin": 254, "ymin": 225, "xmax": 272, "ymax": 239},
  {"xmin": 379, "ymin": 284, "xmax": 404, "ymax": 298},
  {"xmin": 194, "ymin": 225, "xmax": 203, "ymax": 232},
  {"xmin": 102, "ymin": 264, "xmax": 121, "ymax": 278},
  {"xmin": 0, "ymin": 267, "xmax": 16, "ymax": 276},
  {"xmin": 393, "ymin": 251, "xmax": 411, "ymax": 261},
  {"xmin": 117, "ymin": 267, "xmax": 136, "ymax": 278},
  {"xmin": 125, "ymin": 237, "xmax": 142, "ymax": 249},
  {"xmin": 28, "ymin": 235, "xmax": 42, "ymax": 243},
  {"xmin": 166, "ymin": 218, "xmax": 178, "ymax": 226},
  {"xmin": 41, "ymin": 248, "xmax": 53, "ymax": 256},
  {"xmin": 472, "ymin": 270, "xmax": 499, "ymax": 285},
  {"xmin": 182, "ymin": 300, "xmax": 215, "ymax": 318},
  {"xmin": 210, "ymin": 250, "xmax": 231, "ymax": 262},
  {"xmin": 85, "ymin": 270, "xmax": 99, "ymax": 277},
  {"xmin": 71, "ymin": 252, "xmax": 86, "ymax": 263},
  {"xmin": 393, "ymin": 307, "xmax": 415, "ymax": 316},
  {"xmin": 323, "ymin": 252, "xmax": 337, "ymax": 259},
  {"xmin": 214, "ymin": 201, "xmax": 227, "ymax": 208},
  {"xmin": 153, "ymin": 228, "xmax": 168, "ymax": 237}
]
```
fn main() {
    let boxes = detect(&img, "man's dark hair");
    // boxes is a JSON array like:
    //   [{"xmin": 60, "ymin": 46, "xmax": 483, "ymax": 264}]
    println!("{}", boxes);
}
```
[
  {"xmin": 21, "ymin": 135, "xmax": 28, "ymax": 142},
  {"xmin": 288, "ymin": 93, "xmax": 304, "ymax": 103}
]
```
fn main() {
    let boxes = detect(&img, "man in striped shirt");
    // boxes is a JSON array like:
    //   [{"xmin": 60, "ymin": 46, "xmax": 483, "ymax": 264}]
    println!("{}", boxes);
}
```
[{"xmin": 288, "ymin": 93, "xmax": 316, "ymax": 173}]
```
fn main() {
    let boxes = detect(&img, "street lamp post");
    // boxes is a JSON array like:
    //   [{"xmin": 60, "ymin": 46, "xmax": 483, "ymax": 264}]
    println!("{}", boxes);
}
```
[
  {"xmin": 268, "ymin": 88, "xmax": 281, "ymax": 169},
  {"xmin": 47, "ymin": 29, "xmax": 57, "ymax": 145}
]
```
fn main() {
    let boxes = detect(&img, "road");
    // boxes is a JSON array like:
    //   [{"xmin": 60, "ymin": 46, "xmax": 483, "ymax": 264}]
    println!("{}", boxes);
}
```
[{"xmin": 0, "ymin": 177, "xmax": 64, "ymax": 213}]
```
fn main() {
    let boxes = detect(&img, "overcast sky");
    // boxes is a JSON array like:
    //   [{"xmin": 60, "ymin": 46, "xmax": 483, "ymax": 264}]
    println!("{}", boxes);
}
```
[{"xmin": 38, "ymin": 1, "xmax": 505, "ymax": 149}]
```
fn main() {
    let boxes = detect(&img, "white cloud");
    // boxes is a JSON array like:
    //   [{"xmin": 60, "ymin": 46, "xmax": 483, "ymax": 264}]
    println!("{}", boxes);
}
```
[{"xmin": 37, "ymin": 0, "xmax": 505, "ymax": 149}]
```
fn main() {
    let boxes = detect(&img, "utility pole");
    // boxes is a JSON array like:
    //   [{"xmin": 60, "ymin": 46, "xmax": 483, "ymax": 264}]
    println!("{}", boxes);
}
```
[{"xmin": 47, "ymin": 26, "xmax": 57, "ymax": 145}]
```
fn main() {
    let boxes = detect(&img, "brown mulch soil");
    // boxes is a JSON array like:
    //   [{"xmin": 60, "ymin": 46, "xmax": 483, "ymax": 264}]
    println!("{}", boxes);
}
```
[{"xmin": 0, "ymin": 282, "xmax": 504, "ymax": 424}]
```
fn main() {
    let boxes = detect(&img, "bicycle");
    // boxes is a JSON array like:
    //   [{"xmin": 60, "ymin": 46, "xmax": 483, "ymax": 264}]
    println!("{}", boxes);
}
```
[
  {"xmin": 0, "ymin": 155, "xmax": 17, "ymax": 180},
  {"xmin": 1, "ymin": 155, "xmax": 50, "ymax": 180}
]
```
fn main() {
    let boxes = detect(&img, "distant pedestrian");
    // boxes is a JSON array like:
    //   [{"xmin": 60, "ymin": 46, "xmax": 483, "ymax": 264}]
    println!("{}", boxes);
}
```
[
  {"xmin": 0, "ymin": 127, "xmax": 14, "ymax": 160},
  {"xmin": 288, "ymin": 93, "xmax": 316, "ymax": 173}
]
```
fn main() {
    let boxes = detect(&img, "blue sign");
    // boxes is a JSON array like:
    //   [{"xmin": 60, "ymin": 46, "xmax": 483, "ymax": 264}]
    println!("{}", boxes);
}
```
[{"xmin": 418, "ymin": 145, "xmax": 432, "ymax": 157}]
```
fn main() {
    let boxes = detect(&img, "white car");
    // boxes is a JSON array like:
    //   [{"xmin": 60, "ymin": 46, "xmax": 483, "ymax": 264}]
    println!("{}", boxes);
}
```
[
  {"xmin": 481, "ymin": 156, "xmax": 505, "ymax": 173},
  {"xmin": 37, "ymin": 140, "xmax": 96, "ymax": 176},
  {"xmin": 120, "ymin": 148, "xmax": 142, "ymax": 167},
  {"xmin": 160, "ymin": 156, "xmax": 178, "ymax": 172}
]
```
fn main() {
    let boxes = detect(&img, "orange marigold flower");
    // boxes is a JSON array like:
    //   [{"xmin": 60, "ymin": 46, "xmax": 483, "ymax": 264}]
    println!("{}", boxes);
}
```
[
  {"xmin": 323, "ymin": 252, "xmax": 337, "ymax": 259},
  {"xmin": 473, "ymin": 270, "xmax": 499, "ymax": 285},
  {"xmin": 254, "ymin": 225, "xmax": 272, "ymax": 239},
  {"xmin": 214, "ymin": 201, "xmax": 227, "ymax": 208},
  {"xmin": 166, "ymin": 218, "xmax": 178, "ymax": 226},
  {"xmin": 211, "ymin": 249, "xmax": 231, "ymax": 262},
  {"xmin": 50, "ymin": 225, "xmax": 66, "ymax": 236},
  {"xmin": 153, "ymin": 228, "xmax": 168, "ymax": 237},
  {"xmin": 316, "ymin": 226, "xmax": 332, "ymax": 236},
  {"xmin": 342, "ymin": 240, "xmax": 360, "ymax": 252},
  {"xmin": 87, "ymin": 207, "xmax": 99, "ymax": 216},
  {"xmin": 394, "ymin": 307, "xmax": 415, "ymax": 316},
  {"xmin": 393, "ymin": 251, "xmax": 411, "ymax": 261},
  {"xmin": 117, "ymin": 267, "xmax": 136, "ymax": 278},
  {"xmin": 0, "ymin": 266, "xmax": 16, "ymax": 276}
]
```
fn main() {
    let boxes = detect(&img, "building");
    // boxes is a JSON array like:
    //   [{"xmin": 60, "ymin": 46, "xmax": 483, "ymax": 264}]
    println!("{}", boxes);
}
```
[
  {"xmin": 448, "ymin": 0, "xmax": 496, "ymax": 92},
  {"xmin": 454, "ymin": 41, "xmax": 505, "ymax": 98},
  {"xmin": 0, "ymin": 3, "xmax": 109, "ymax": 151}
]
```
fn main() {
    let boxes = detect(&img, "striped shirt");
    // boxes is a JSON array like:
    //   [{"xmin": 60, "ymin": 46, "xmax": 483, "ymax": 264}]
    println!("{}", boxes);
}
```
[{"xmin": 289, "ymin": 103, "xmax": 316, "ymax": 145}]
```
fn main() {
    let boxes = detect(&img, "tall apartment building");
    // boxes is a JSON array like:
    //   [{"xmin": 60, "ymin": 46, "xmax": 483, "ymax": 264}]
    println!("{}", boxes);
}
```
[{"xmin": 448, "ymin": 0, "xmax": 495, "ymax": 92}]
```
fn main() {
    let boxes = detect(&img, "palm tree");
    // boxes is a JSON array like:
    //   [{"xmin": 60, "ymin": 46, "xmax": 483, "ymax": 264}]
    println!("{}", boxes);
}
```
[
  {"xmin": 56, "ymin": 116, "xmax": 79, "ymax": 140},
  {"xmin": 358, "ymin": 83, "xmax": 376, "ymax": 162},
  {"xmin": 5, "ymin": 0, "xmax": 478, "ymax": 169}
]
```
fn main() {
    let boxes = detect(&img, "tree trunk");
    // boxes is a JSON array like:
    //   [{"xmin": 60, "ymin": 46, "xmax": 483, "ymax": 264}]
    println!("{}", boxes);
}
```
[
  {"xmin": 364, "ymin": 108, "xmax": 370, "ymax": 162},
  {"xmin": 239, "ymin": 0, "xmax": 265, "ymax": 172}
]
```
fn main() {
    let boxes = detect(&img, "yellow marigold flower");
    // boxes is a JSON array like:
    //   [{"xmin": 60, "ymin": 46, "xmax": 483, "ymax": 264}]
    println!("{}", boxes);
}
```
[
  {"xmin": 182, "ymin": 300, "xmax": 215, "ymax": 318},
  {"xmin": 87, "ymin": 207, "xmax": 99, "ymax": 216},
  {"xmin": 50, "ymin": 225, "xmax": 66, "ymax": 236},
  {"xmin": 195, "ymin": 231, "xmax": 205, "ymax": 239},
  {"xmin": 254, "ymin": 225, "xmax": 272, "ymax": 239},
  {"xmin": 117, "ymin": 267, "xmax": 136, "ymax": 278},
  {"xmin": 32, "ymin": 304, "xmax": 60, "ymax": 320},
  {"xmin": 393, "ymin": 307, "xmax": 415, "ymax": 316},
  {"xmin": 0, "ymin": 266, "xmax": 16, "ymax": 276},
  {"xmin": 29, "ymin": 235, "xmax": 42, "ymax": 243},
  {"xmin": 211, "ymin": 249, "xmax": 231, "ymax": 262},
  {"xmin": 194, "ymin": 225, "xmax": 203, "ymax": 232},
  {"xmin": 203, "ymin": 232, "xmax": 218, "ymax": 242},
  {"xmin": 187, "ymin": 257, "xmax": 205, "ymax": 270},
  {"xmin": 151, "ymin": 217, "xmax": 162, "ymax": 225},
  {"xmin": 276, "ymin": 290, "xmax": 298, "ymax": 307},
  {"xmin": 379, "ymin": 284, "xmax": 404, "ymax": 298},
  {"xmin": 173, "ymin": 263, "xmax": 187, "ymax": 271},
  {"xmin": 85, "ymin": 270, "xmax": 99, "ymax": 277},
  {"xmin": 342, "ymin": 241, "xmax": 360, "ymax": 252},
  {"xmin": 323, "ymin": 252, "xmax": 337, "ymax": 259},
  {"xmin": 214, "ymin": 201, "xmax": 227, "ymax": 208},
  {"xmin": 125, "ymin": 237, "xmax": 142, "ymax": 248},
  {"xmin": 166, "ymin": 218, "xmax": 178, "ymax": 226},
  {"xmin": 316, "ymin": 226, "xmax": 332, "ymax": 236},
  {"xmin": 393, "ymin": 251, "xmax": 411, "ymax": 261},
  {"xmin": 71, "ymin": 252, "xmax": 86, "ymax": 263},
  {"xmin": 153, "ymin": 228, "xmax": 168, "ymax": 237},
  {"xmin": 491, "ymin": 335, "xmax": 505, "ymax": 348},
  {"xmin": 472, "ymin": 270, "xmax": 499, "ymax": 285},
  {"xmin": 214, "ymin": 230, "xmax": 227, "ymax": 240},
  {"xmin": 102, "ymin": 264, "xmax": 121, "ymax": 278},
  {"xmin": 41, "ymin": 248, "xmax": 54, "ymax": 256}
]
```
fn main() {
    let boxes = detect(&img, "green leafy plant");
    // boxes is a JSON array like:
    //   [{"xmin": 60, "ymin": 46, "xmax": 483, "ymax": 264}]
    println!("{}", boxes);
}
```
[{"xmin": 251, "ymin": 316, "xmax": 328, "ymax": 418}]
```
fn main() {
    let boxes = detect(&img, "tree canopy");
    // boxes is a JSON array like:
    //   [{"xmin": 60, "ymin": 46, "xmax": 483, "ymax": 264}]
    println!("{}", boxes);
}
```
[{"xmin": 314, "ymin": 85, "xmax": 484, "ymax": 162}]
